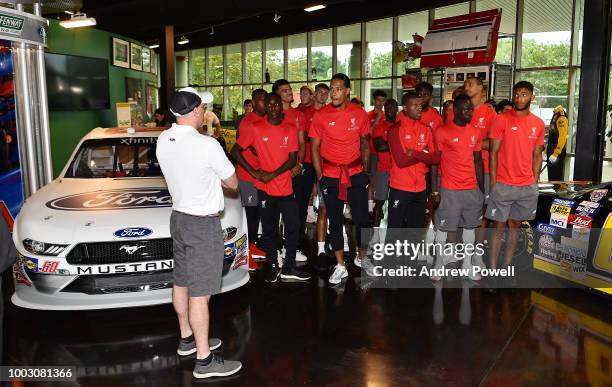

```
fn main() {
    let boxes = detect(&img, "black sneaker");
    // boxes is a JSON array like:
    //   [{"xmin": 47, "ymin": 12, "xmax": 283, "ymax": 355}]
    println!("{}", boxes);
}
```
[
  {"xmin": 263, "ymin": 263, "xmax": 281, "ymax": 283},
  {"xmin": 193, "ymin": 353, "xmax": 242, "ymax": 379},
  {"xmin": 280, "ymin": 266, "xmax": 311, "ymax": 281}
]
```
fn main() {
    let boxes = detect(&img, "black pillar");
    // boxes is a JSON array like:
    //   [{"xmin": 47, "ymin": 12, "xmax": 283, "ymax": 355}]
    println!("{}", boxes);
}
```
[
  {"xmin": 159, "ymin": 25, "xmax": 175, "ymax": 110},
  {"xmin": 573, "ymin": 0, "xmax": 612, "ymax": 182}
]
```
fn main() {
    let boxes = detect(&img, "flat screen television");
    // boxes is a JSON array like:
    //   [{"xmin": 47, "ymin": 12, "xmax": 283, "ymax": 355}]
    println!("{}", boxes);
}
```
[{"xmin": 45, "ymin": 52, "xmax": 110, "ymax": 111}]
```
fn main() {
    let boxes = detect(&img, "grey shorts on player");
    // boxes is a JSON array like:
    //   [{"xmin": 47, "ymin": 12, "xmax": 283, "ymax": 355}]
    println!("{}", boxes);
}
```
[
  {"xmin": 373, "ymin": 170, "xmax": 390, "ymax": 201},
  {"xmin": 239, "ymin": 181, "xmax": 258, "ymax": 207},
  {"xmin": 170, "ymin": 211, "xmax": 223, "ymax": 297},
  {"xmin": 485, "ymin": 182, "xmax": 539, "ymax": 222},
  {"xmin": 435, "ymin": 188, "xmax": 484, "ymax": 231}
]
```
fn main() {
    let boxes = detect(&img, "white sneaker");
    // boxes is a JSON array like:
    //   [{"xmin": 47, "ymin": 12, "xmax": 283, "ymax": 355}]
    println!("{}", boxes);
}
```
[
  {"xmin": 360, "ymin": 256, "xmax": 377, "ymax": 277},
  {"xmin": 295, "ymin": 250, "xmax": 308, "ymax": 262},
  {"xmin": 431, "ymin": 258, "xmax": 444, "ymax": 281},
  {"xmin": 353, "ymin": 255, "xmax": 362, "ymax": 268},
  {"xmin": 329, "ymin": 264, "xmax": 348, "ymax": 284}
]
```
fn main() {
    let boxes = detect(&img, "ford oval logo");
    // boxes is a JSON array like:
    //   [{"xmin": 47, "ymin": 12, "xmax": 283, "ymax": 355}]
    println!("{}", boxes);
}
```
[
  {"xmin": 114, "ymin": 227, "xmax": 153, "ymax": 238},
  {"xmin": 46, "ymin": 188, "xmax": 172, "ymax": 211}
]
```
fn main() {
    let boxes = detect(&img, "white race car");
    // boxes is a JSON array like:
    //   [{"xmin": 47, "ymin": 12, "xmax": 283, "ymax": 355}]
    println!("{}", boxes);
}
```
[{"xmin": 12, "ymin": 127, "xmax": 249, "ymax": 310}]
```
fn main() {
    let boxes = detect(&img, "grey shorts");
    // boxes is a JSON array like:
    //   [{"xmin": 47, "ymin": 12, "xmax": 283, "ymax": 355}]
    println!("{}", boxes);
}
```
[
  {"xmin": 373, "ymin": 170, "xmax": 390, "ymax": 201},
  {"xmin": 239, "ymin": 181, "xmax": 258, "ymax": 207},
  {"xmin": 170, "ymin": 211, "xmax": 223, "ymax": 297},
  {"xmin": 485, "ymin": 182, "xmax": 539, "ymax": 222},
  {"xmin": 370, "ymin": 154, "xmax": 378, "ymax": 176},
  {"xmin": 435, "ymin": 188, "xmax": 484, "ymax": 231}
]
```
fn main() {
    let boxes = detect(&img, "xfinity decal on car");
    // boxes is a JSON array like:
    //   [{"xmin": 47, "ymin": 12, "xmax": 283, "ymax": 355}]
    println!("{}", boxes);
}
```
[
  {"xmin": 46, "ymin": 188, "xmax": 172, "ymax": 211},
  {"xmin": 114, "ymin": 227, "xmax": 153, "ymax": 238}
]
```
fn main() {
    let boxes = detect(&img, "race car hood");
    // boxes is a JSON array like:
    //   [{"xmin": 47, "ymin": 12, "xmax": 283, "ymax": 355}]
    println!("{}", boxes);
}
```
[
  {"xmin": 537, "ymin": 181, "xmax": 612, "ymax": 200},
  {"xmin": 13, "ymin": 178, "xmax": 242, "ymax": 247}
]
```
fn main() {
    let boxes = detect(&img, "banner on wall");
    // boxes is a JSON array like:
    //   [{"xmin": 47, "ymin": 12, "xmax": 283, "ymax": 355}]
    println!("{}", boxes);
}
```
[
  {"xmin": 420, "ymin": 8, "xmax": 501, "ymax": 68},
  {"xmin": 0, "ymin": 6, "xmax": 48, "ymax": 47}
]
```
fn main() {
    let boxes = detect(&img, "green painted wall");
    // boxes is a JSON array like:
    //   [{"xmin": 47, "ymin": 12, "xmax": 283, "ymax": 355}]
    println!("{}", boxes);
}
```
[{"xmin": 46, "ymin": 19, "xmax": 158, "ymax": 177}]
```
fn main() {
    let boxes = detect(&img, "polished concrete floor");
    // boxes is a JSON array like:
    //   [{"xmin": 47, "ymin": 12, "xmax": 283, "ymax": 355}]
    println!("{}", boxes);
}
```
[{"xmin": 2, "ymin": 246, "xmax": 611, "ymax": 386}]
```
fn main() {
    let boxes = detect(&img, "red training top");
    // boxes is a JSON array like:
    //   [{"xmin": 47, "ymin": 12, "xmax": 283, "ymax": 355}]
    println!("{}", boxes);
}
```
[
  {"xmin": 237, "ymin": 118, "xmax": 298, "ymax": 196},
  {"xmin": 236, "ymin": 112, "xmax": 265, "ymax": 182},
  {"xmin": 489, "ymin": 110, "xmax": 545, "ymax": 186},
  {"xmin": 436, "ymin": 121, "xmax": 483, "ymax": 190}
]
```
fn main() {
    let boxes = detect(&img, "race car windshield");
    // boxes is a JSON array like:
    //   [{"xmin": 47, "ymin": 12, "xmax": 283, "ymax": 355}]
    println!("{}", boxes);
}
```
[{"xmin": 65, "ymin": 137, "xmax": 163, "ymax": 178}]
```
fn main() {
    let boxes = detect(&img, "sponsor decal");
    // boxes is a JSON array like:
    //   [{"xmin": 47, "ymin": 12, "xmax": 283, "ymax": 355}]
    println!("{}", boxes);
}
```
[
  {"xmin": 551, "ymin": 198, "xmax": 574, "ymax": 207},
  {"xmin": 13, "ymin": 257, "xmax": 31, "ymax": 286},
  {"xmin": 568, "ymin": 214, "xmax": 593, "ymax": 228},
  {"xmin": 579, "ymin": 200, "xmax": 600, "ymax": 209},
  {"xmin": 75, "ymin": 259, "xmax": 173, "ymax": 275},
  {"xmin": 537, "ymin": 222, "xmax": 558, "ymax": 236},
  {"xmin": 41, "ymin": 261, "xmax": 60, "ymax": 273},
  {"xmin": 550, "ymin": 213, "xmax": 568, "ymax": 228},
  {"xmin": 538, "ymin": 234, "xmax": 557, "ymax": 261},
  {"xmin": 557, "ymin": 238, "xmax": 588, "ymax": 279},
  {"xmin": 224, "ymin": 234, "xmax": 248, "ymax": 260},
  {"xmin": 550, "ymin": 204, "xmax": 572, "ymax": 216},
  {"xmin": 23, "ymin": 257, "xmax": 38, "ymax": 272},
  {"xmin": 574, "ymin": 204, "xmax": 596, "ymax": 217},
  {"xmin": 232, "ymin": 254, "xmax": 248, "ymax": 270},
  {"xmin": 0, "ymin": 13, "xmax": 24, "ymax": 36},
  {"xmin": 571, "ymin": 226, "xmax": 590, "ymax": 243},
  {"xmin": 46, "ymin": 188, "xmax": 172, "ymax": 211},
  {"xmin": 114, "ymin": 227, "xmax": 153, "ymax": 238},
  {"xmin": 589, "ymin": 189, "xmax": 608, "ymax": 202},
  {"xmin": 119, "ymin": 137, "xmax": 157, "ymax": 145}
]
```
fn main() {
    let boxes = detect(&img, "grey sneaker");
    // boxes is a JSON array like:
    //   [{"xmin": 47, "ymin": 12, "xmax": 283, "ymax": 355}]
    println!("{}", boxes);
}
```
[
  {"xmin": 177, "ymin": 335, "xmax": 222, "ymax": 356},
  {"xmin": 193, "ymin": 353, "xmax": 242, "ymax": 378}
]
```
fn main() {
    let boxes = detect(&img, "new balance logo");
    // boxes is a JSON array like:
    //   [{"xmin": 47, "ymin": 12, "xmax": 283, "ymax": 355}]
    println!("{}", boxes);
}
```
[
  {"xmin": 329, "ymin": 122, "xmax": 336, "ymax": 126},
  {"xmin": 262, "ymin": 136, "xmax": 269, "ymax": 141},
  {"xmin": 247, "ymin": 195, "xmax": 253, "ymax": 203},
  {"xmin": 323, "ymin": 189, "xmax": 328, "ymax": 195},
  {"xmin": 393, "ymin": 200, "xmax": 399, "ymax": 208},
  {"xmin": 491, "ymin": 208, "xmax": 497, "ymax": 216},
  {"xmin": 440, "ymin": 219, "xmax": 446, "ymax": 225},
  {"xmin": 261, "ymin": 200, "xmax": 266, "ymax": 208},
  {"xmin": 510, "ymin": 127, "xmax": 518, "ymax": 131}
]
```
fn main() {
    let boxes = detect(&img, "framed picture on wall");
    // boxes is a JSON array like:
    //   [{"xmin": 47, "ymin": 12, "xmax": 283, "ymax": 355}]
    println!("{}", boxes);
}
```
[
  {"xmin": 130, "ymin": 43, "xmax": 142, "ymax": 71},
  {"xmin": 142, "ymin": 47, "xmax": 151, "ymax": 73},
  {"xmin": 145, "ymin": 81, "xmax": 158, "ymax": 122},
  {"xmin": 150, "ymin": 52, "xmax": 157, "ymax": 75},
  {"xmin": 112, "ymin": 37, "xmax": 130, "ymax": 68},
  {"xmin": 126, "ymin": 77, "xmax": 144, "ymax": 125}
]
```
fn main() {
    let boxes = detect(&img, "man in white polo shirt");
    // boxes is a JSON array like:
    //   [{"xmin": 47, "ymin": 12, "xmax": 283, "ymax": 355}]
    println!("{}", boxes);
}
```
[{"xmin": 156, "ymin": 87, "xmax": 242, "ymax": 379}]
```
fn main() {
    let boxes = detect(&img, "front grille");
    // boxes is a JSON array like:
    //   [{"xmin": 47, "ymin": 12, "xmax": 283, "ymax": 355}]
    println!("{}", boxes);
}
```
[
  {"xmin": 62, "ymin": 270, "xmax": 173, "ymax": 294},
  {"xmin": 66, "ymin": 238, "xmax": 172, "ymax": 265}
]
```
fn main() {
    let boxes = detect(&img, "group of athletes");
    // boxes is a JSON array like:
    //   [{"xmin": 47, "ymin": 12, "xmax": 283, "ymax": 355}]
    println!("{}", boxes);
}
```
[{"xmin": 230, "ymin": 72, "xmax": 545, "ymax": 287}]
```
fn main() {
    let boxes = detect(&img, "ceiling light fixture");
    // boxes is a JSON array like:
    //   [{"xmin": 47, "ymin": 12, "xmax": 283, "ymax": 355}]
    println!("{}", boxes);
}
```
[
  {"xmin": 64, "ymin": 10, "xmax": 74, "ymax": 15},
  {"xmin": 273, "ymin": 12, "xmax": 281, "ymax": 23},
  {"xmin": 304, "ymin": 4, "xmax": 326, "ymax": 12},
  {"xmin": 210, "ymin": 26, "xmax": 215, "ymax": 35},
  {"xmin": 177, "ymin": 35, "xmax": 189, "ymax": 45},
  {"xmin": 59, "ymin": 12, "xmax": 96, "ymax": 28},
  {"xmin": 149, "ymin": 43, "xmax": 159, "ymax": 49}
]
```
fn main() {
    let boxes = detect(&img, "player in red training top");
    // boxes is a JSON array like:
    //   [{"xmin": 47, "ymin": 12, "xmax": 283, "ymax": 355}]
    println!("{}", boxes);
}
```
[
  {"xmin": 486, "ymin": 81, "xmax": 544, "ymax": 290},
  {"xmin": 431, "ymin": 94, "xmax": 485, "ymax": 281},
  {"xmin": 235, "ymin": 89, "xmax": 268, "ymax": 263},
  {"xmin": 310, "ymin": 73, "xmax": 371, "ymax": 285},
  {"xmin": 232, "ymin": 93, "xmax": 311, "ymax": 283},
  {"xmin": 272, "ymin": 79, "xmax": 309, "ymax": 262},
  {"xmin": 463, "ymin": 76, "xmax": 497, "ymax": 269}
]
